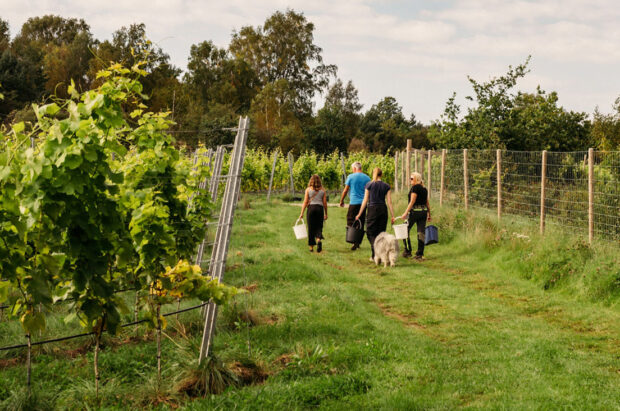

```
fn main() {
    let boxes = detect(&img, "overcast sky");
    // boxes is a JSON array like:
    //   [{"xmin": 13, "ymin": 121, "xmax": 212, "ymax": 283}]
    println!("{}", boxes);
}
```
[{"xmin": 3, "ymin": 0, "xmax": 620, "ymax": 123}]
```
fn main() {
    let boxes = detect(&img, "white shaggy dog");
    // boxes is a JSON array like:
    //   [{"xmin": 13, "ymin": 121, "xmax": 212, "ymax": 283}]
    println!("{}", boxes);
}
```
[{"xmin": 373, "ymin": 232, "xmax": 399, "ymax": 267}]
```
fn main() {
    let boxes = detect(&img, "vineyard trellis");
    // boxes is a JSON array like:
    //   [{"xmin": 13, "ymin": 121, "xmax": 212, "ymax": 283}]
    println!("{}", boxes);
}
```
[
  {"xmin": 0, "ymin": 110, "xmax": 250, "ymax": 395},
  {"xmin": 393, "ymin": 142, "xmax": 620, "ymax": 243}
]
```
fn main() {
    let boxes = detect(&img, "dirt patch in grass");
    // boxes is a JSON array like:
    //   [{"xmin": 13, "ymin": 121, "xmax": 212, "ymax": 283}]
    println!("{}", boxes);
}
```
[
  {"xmin": 376, "ymin": 302, "xmax": 451, "ymax": 343},
  {"xmin": 229, "ymin": 360, "xmax": 269, "ymax": 385},
  {"xmin": 241, "ymin": 283, "xmax": 259, "ymax": 293},
  {"xmin": 0, "ymin": 357, "xmax": 20, "ymax": 369}
]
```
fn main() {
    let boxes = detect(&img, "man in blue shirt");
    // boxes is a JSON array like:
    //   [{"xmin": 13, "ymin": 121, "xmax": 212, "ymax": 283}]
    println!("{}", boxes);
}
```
[{"xmin": 339, "ymin": 162, "xmax": 371, "ymax": 250}]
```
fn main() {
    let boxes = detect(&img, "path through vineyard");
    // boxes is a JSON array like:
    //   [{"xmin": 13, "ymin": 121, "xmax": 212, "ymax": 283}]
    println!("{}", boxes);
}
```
[{"xmin": 204, "ymin": 196, "xmax": 620, "ymax": 408}]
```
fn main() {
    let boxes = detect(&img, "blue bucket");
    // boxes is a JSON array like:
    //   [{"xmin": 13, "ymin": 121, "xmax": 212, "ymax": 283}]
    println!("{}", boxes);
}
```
[{"xmin": 425, "ymin": 225, "xmax": 438, "ymax": 245}]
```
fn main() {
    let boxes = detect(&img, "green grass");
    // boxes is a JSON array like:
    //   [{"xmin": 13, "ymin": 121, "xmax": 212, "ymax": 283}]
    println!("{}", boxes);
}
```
[{"xmin": 1, "ymin": 194, "xmax": 619, "ymax": 410}]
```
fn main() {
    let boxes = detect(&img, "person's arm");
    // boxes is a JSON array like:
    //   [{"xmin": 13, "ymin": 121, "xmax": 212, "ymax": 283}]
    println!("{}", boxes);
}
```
[
  {"xmin": 339, "ymin": 185, "xmax": 350, "ymax": 207},
  {"xmin": 299, "ymin": 188, "xmax": 309, "ymax": 219},
  {"xmin": 401, "ymin": 193, "xmax": 417, "ymax": 220},
  {"xmin": 387, "ymin": 190, "xmax": 395, "ymax": 224},
  {"xmin": 426, "ymin": 198, "xmax": 432, "ymax": 221},
  {"xmin": 355, "ymin": 189, "xmax": 370, "ymax": 220},
  {"xmin": 323, "ymin": 189, "xmax": 328, "ymax": 220}
]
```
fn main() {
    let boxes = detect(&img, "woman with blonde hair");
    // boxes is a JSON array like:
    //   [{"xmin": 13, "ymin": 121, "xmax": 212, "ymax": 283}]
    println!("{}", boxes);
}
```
[
  {"xmin": 399, "ymin": 172, "xmax": 431, "ymax": 260},
  {"xmin": 299, "ymin": 174, "xmax": 328, "ymax": 252},
  {"xmin": 355, "ymin": 168, "xmax": 395, "ymax": 261}
]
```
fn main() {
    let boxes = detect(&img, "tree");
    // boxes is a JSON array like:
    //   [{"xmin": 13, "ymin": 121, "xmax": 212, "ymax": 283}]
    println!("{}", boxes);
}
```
[
  {"xmin": 89, "ymin": 23, "xmax": 181, "ymax": 113},
  {"xmin": 11, "ymin": 15, "xmax": 96, "ymax": 97},
  {"xmin": 249, "ymin": 79, "xmax": 302, "ymax": 151},
  {"xmin": 360, "ymin": 96, "xmax": 411, "ymax": 152},
  {"xmin": 428, "ymin": 58, "xmax": 591, "ymax": 151},
  {"xmin": 230, "ymin": 9, "xmax": 336, "ymax": 116},
  {"xmin": 591, "ymin": 98, "xmax": 620, "ymax": 150}
]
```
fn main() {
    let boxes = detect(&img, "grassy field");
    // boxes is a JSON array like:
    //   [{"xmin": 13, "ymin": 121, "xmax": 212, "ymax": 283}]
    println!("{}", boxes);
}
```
[{"xmin": 1, "ymin": 194, "xmax": 619, "ymax": 410}]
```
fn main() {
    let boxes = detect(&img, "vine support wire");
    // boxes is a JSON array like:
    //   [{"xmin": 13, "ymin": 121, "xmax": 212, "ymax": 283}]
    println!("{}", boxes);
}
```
[{"xmin": 199, "ymin": 116, "xmax": 250, "ymax": 363}]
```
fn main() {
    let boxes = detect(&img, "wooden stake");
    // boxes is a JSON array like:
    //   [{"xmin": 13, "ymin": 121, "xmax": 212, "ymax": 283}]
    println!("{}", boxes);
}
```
[
  {"xmin": 421, "ymin": 150, "xmax": 425, "ymax": 183},
  {"xmin": 26, "ymin": 333, "xmax": 32, "ymax": 389},
  {"xmin": 157, "ymin": 303, "xmax": 162, "ymax": 390},
  {"xmin": 401, "ymin": 151, "xmax": 406, "ymax": 191},
  {"xmin": 427, "ymin": 150, "xmax": 432, "ymax": 199},
  {"xmin": 414, "ymin": 149, "xmax": 418, "ymax": 173},
  {"xmin": 540, "ymin": 150, "xmax": 547, "ymax": 234},
  {"xmin": 440, "ymin": 149, "xmax": 446, "ymax": 206},
  {"xmin": 267, "ymin": 149, "xmax": 278, "ymax": 201},
  {"xmin": 394, "ymin": 152, "xmax": 399, "ymax": 192},
  {"xmin": 588, "ymin": 148, "xmax": 594, "ymax": 244},
  {"xmin": 406, "ymin": 140, "xmax": 411, "ymax": 184},
  {"xmin": 497, "ymin": 149, "xmax": 502, "ymax": 220},
  {"xmin": 288, "ymin": 152, "xmax": 295, "ymax": 196},
  {"xmin": 463, "ymin": 149, "xmax": 469, "ymax": 210}
]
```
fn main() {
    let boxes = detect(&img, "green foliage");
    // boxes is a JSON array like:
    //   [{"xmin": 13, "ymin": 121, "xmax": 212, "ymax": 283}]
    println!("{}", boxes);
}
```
[
  {"xmin": 429, "ymin": 58, "xmax": 591, "ymax": 151},
  {"xmin": 0, "ymin": 61, "xmax": 236, "ymax": 340}
]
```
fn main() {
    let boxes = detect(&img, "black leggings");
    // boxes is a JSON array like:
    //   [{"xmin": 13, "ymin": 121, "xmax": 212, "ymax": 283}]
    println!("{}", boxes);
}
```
[
  {"xmin": 366, "ymin": 205, "xmax": 387, "ymax": 258},
  {"xmin": 307, "ymin": 205, "xmax": 324, "ymax": 246},
  {"xmin": 403, "ymin": 210, "xmax": 427, "ymax": 256}
]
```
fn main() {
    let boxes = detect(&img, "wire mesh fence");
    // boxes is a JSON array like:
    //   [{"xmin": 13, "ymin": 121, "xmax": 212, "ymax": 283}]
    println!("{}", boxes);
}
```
[{"xmin": 417, "ymin": 148, "xmax": 620, "ymax": 243}]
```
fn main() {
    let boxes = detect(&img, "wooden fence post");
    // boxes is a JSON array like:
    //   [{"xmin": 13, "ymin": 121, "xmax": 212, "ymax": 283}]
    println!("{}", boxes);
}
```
[
  {"xmin": 401, "ymin": 151, "xmax": 406, "ymax": 191},
  {"xmin": 427, "ymin": 150, "xmax": 432, "ymax": 199},
  {"xmin": 440, "ymin": 149, "xmax": 446, "ymax": 206},
  {"xmin": 540, "ymin": 150, "xmax": 547, "ymax": 234},
  {"xmin": 588, "ymin": 148, "xmax": 594, "ymax": 244},
  {"xmin": 414, "ymin": 149, "xmax": 418, "ymax": 173},
  {"xmin": 288, "ymin": 152, "xmax": 295, "ymax": 196},
  {"xmin": 421, "ymin": 150, "xmax": 425, "ymax": 182},
  {"xmin": 340, "ymin": 153, "xmax": 347, "ymax": 188},
  {"xmin": 394, "ymin": 152, "xmax": 399, "ymax": 192},
  {"xmin": 267, "ymin": 149, "xmax": 278, "ymax": 201},
  {"xmin": 463, "ymin": 149, "xmax": 469, "ymax": 210},
  {"xmin": 406, "ymin": 140, "xmax": 411, "ymax": 184},
  {"xmin": 497, "ymin": 149, "xmax": 502, "ymax": 220}
]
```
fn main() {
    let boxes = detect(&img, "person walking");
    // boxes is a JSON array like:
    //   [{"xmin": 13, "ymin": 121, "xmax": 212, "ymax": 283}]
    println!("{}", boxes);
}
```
[
  {"xmin": 339, "ymin": 162, "xmax": 371, "ymax": 250},
  {"xmin": 299, "ymin": 174, "xmax": 328, "ymax": 252},
  {"xmin": 399, "ymin": 172, "xmax": 431, "ymax": 260},
  {"xmin": 355, "ymin": 168, "xmax": 395, "ymax": 261}
]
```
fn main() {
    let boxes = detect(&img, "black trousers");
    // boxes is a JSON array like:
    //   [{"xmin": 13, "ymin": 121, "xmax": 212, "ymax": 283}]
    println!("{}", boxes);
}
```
[
  {"xmin": 347, "ymin": 204, "xmax": 366, "ymax": 245},
  {"xmin": 307, "ymin": 205, "xmax": 324, "ymax": 246},
  {"xmin": 403, "ymin": 210, "xmax": 427, "ymax": 256},
  {"xmin": 366, "ymin": 204, "xmax": 387, "ymax": 258}
]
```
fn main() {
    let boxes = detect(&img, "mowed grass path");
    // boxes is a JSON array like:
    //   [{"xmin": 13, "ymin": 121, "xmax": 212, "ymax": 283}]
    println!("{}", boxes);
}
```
[{"xmin": 193, "ymin": 197, "xmax": 620, "ymax": 410}]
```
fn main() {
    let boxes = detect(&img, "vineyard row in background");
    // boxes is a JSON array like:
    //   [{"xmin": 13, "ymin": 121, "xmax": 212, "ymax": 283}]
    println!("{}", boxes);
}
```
[{"xmin": 232, "ymin": 146, "xmax": 619, "ymax": 242}]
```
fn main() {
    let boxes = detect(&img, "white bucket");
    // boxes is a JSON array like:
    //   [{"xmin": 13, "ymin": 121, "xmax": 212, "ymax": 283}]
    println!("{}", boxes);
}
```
[
  {"xmin": 393, "ymin": 223, "xmax": 409, "ymax": 240},
  {"xmin": 293, "ymin": 218, "xmax": 307, "ymax": 240}
]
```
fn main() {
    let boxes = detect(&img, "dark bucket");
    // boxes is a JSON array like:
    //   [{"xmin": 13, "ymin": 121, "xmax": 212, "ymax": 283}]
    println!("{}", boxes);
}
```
[
  {"xmin": 346, "ymin": 220, "xmax": 365, "ymax": 244},
  {"xmin": 425, "ymin": 225, "xmax": 438, "ymax": 245}
]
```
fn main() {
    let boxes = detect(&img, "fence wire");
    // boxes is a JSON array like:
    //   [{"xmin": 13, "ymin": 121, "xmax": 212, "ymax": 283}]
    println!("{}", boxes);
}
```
[{"xmin": 427, "ymin": 149, "xmax": 619, "ymax": 242}]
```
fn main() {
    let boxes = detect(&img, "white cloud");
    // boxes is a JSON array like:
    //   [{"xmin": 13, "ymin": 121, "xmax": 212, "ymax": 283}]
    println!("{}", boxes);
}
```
[{"xmin": 2, "ymin": 0, "xmax": 620, "ymax": 122}]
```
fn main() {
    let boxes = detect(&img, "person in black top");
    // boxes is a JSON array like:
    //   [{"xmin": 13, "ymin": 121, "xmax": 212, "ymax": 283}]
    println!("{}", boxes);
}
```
[
  {"xmin": 399, "ymin": 172, "xmax": 431, "ymax": 260},
  {"xmin": 355, "ymin": 168, "xmax": 395, "ymax": 261}
]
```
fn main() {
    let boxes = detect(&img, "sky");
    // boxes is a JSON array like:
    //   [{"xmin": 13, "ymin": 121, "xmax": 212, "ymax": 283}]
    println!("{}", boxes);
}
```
[{"xmin": 3, "ymin": 0, "xmax": 620, "ymax": 124}]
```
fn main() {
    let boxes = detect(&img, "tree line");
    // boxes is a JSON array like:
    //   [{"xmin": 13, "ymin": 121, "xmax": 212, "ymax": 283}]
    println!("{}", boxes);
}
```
[{"xmin": 1, "ymin": 11, "xmax": 619, "ymax": 153}]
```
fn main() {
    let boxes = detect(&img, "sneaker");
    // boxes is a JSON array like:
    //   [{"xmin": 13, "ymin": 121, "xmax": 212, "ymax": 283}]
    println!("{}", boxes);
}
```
[
  {"xmin": 402, "ymin": 250, "xmax": 412, "ymax": 258},
  {"xmin": 414, "ymin": 255, "xmax": 425, "ymax": 261},
  {"xmin": 351, "ymin": 244, "xmax": 359, "ymax": 251},
  {"xmin": 317, "ymin": 241, "xmax": 322, "ymax": 253}
]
